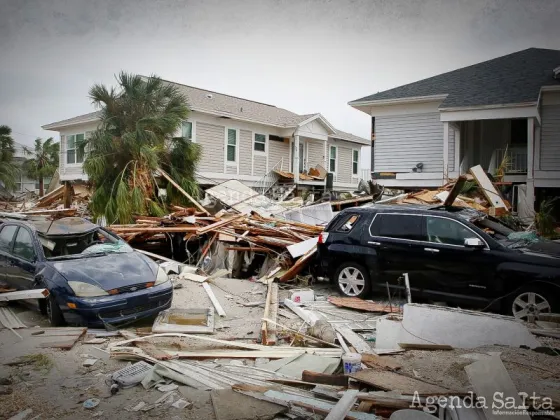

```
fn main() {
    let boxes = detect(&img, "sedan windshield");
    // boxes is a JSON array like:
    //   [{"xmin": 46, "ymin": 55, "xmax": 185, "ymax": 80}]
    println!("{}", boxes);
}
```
[{"xmin": 39, "ymin": 228, "xmax": 133, "ymax": 260}]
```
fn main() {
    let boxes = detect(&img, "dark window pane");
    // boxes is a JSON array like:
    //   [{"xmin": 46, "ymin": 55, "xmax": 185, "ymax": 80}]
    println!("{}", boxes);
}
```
[
  {"xmin": 337, "ymin": 215, "xmax": 360, "ymax": 232},
  {"xmin": 0, "ymin": 225, "xmax": 18, "ymax": 251},
  {"xmin": 376, "ymin": 214, "xmax": 424, "ymax": 241},
  {"xmin": 227, "ymin": 144, "xmax": 236, "ymax": 162},
  {"xmin": 13, "ymin": 228, "xmax": 35, "ymax": 260},
  {"xmin": 254, "ymin": 142, "xmax": 265, "ymax": 152},
  {"xmin": 353, "ymin": 162, "xmax": 358, "ymax": 174},
  {"xmin": 67, "ymin": 135, "xmax": 75, "ymax": 149},
  {"xmin": 426, "ymin": 216, "xmax": 477, "ymax": 246},
  {"xmin": 254, "ymin": 134, "xmax": 266, "ymax": 151},
  {"xmin": 67, "ymin": 149, "xmax": 75, "ymax": 164},
  {"xmin": 227, "ymin": 129, "xmax": 237, "ymax": 145},
  {"xmin": 329, "ymin": 159, "xmax": 336, "ymax": 172}
]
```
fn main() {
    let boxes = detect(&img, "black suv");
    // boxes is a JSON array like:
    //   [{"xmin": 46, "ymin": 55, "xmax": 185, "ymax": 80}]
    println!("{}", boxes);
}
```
[{"xmin": 317, "ymin": 204, "xmax": 560, "ymax": 319}]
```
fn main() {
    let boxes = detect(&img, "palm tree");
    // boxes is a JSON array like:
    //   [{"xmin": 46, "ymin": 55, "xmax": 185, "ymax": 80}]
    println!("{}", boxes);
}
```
[
  {"xmin": 22, "ymin": 137, "xmax": 60, "ymax": 196},
  {"xmin": 84, "ymin": 72, "xmax": 201, "ymax": 224},
  {"xmin": 0, "ymin": 125, "xmax": 18, "ymax": 192}
]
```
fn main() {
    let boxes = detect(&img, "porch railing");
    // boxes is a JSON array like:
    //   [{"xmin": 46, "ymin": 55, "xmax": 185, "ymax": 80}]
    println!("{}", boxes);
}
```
[
  {"xmin": 492, "ymin": 147, "xmax": 528, "ymax": 174},
  {"xmin": 254, "ymin": 158, "xmax": 283, "ymax": 195}
]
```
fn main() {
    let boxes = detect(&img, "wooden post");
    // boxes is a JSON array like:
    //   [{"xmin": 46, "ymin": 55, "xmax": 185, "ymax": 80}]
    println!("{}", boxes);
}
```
[{"xmin": 63, "ymin": 181, "xmax": 73, "ymax": 209}]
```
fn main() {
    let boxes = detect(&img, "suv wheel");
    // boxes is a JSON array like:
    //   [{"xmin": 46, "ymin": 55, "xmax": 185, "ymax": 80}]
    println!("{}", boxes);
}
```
[
  {"xmin": 334, "ymin": 262, "xmax": 371, "ymax": 298},
  {"xmin": 46, "ymin": 294, "xmax": 65, "ymax": 327},
  {"xmin": 510, "ymin": 288, "xmax": 556, "ymax": 322}
]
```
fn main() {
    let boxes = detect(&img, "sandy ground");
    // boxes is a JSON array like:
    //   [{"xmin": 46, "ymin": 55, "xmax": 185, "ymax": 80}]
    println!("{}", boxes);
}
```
[{"xmin": 0, "ymin": 277, "xmax": 559, "ymax": 419}]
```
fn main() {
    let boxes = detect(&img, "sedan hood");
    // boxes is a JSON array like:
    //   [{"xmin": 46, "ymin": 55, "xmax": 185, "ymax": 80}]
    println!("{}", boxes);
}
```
[{"xmin": 50, "ymin": 252, "xmax": 158, "ymax": 290}]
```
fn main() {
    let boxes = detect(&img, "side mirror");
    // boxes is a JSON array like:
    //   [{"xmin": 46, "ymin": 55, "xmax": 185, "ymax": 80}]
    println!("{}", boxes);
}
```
[{"xmin": 464, "ymin": 237, "xmax": 485, "ymax": 249}]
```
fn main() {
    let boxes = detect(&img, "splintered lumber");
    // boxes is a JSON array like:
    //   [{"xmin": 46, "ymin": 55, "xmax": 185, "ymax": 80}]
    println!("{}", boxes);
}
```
[
  {"xmin": 36, "ymin": 184, "xmax": 65, "ymax": 207},
  {"xmin": 261, "ymin": 282, "xmax": 279, "ymax": 345},
  {"xmin": 465, "ymin": 356, "xmax": 530, "ymax": 420},
  {"xmin": 0, "ymin": 288, "xmax": 49, "ymax": 302},
  {"xmin": 328, "ymin": 297, "xmax": 400, "ymax": 313},
  {"xmin": 469, "ymin": 165, "xmax": 508, "ymax": 209},
  {"xmin": 335, "ymin": 326, "xmax": 372, "ymax": 354},
  {"xmin": 302, "ymin": 370, "xmax": 348, "ymax": 387},
  {"xmin": 196, "ymin": 214, "xmax": 245, "ymax": 235},
  {"xmin": 360, "ymin": 354, "xmax": 402, "ymax": 371},
  {"xmin": 443, "ymin": 175, "xmax": 467, "ymax": 206},
  {"xmin": 202, "ymin": 282, "xmax": 226, "ymax": 317},
  {"xmin": 350, "ymin": 369, "xmax": 454, "ymax": 395},
  {"xmin": 110, "ymin": 226, "xmax": 199, "ymax": 233},
  {"xmin": 261, "ymin": 282, "xmax": 274, "ymax": 346},
  {"xmin": 20, "ymin": 208, "xmax": 77, "ymax": 217},
  {"xmin": 262, "ymin": 318, "xmax": 339, "ymax": 348},
  {"xmin": 158, "ymin": 168, "xmax": 209, "ymax": 215},
  {"xmin": 325, "ymin": 389, "xmax": 359, "ymax": 420},
  {"xmin": 278, "ymin": 246, "xmax": 317, "ymax": 282}
]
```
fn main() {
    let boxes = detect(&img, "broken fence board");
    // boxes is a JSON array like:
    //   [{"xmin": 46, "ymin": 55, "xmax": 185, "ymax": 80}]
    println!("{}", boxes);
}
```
[
  {"xmin": 0, "ymin": 288, "xmax": 49, "ymax": 302},
  {"xmin": 469, "ymin": 165, "xmax": 508, "ymax": 209},
  {"xmin": 325, "ymin": 389, "xmax": 359, "ymax": 420},
  {"xmin": 335, "ymin": 326, "xmax": 372, "ymax": 354},
  {"xmin": 203, "ymin": 282, "xmax": 226, "ymax": 317},
  {"xmin": 465, "ymin": 356, "xmax": 531, "ymax": 420}
]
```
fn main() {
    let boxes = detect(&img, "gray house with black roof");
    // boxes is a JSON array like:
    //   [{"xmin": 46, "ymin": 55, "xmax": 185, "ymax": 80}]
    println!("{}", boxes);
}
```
[{"xmin": 349, "ymin": 47, "xmax": 560, "ymax": 218}]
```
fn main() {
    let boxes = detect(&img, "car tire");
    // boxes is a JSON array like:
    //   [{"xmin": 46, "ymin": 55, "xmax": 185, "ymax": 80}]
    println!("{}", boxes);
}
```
[
  {"xmin": 46, "ymin": 294, "xmax": 65, "ymax": 327},
  {"xmin": 334, "ymin": 262, "xmax": 371, "ymax": 299},
  {"xmin": 507, "ymin": 285, "xmax": 559, "ymax": 321}
]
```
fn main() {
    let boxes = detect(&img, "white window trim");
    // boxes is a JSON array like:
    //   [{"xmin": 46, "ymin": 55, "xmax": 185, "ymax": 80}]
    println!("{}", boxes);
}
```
[
  {"xmin": 351, "ymin": 148, "xmax": 359, "ymax": 177},
  {"xmin": 65, "ymin": 133, "xmax": 86, "ymax": 167},
  {"xmin": 224, "ymin": 127, "xmax": 240, "ymax": 173},
  {"xmin": 182, "ymin": 120, "xmax": 196, "ymax": 143},
  {"xmin": 253, "ymin": 132, "xmax": 267, "ymax": 155},
  {"xmin": 329, "ymin": 145, "xmax": 337, "ymax": 175}
]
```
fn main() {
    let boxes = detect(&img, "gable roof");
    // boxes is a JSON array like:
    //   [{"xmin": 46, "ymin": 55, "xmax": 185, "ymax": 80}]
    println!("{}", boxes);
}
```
[
  {"xmin": 42, "ymin": 111, "xmax": 101, "ymax": 130},
  {"xmin": 349, "ymin": 48, "xmax": 560, "ymax": 109}
]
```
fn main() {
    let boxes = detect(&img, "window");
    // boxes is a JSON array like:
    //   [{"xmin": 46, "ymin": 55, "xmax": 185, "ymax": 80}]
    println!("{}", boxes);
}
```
[
  {"xmin": 12, "ymin": 228, "xmax": 35, "ymax": 260},
  {"xmin": 337, "ymin": 214, "xmax": 360, "ymax": 232},
  {"xmin": 0, "ymin": 225, "xmax": 18, "ymax": 252},
  {"xmin": 352, "ymin": 150, "xmax": 359, "ymax": 176},
  {"xmin": 254, "ymin": 133, "xmax": 266, "ymax": 152},
  {"xmin": 329, "ymin": 146, "xmax": 337, "ymax": 172},
  {"xmin": 182, "ymin": 121, "xmax": 193, "ymax": 140},
  {"xmin": 15, "ymin": 173, "xmax": 23, "ymax": 193},
  {"xmin": 372, "ymin": 214, "xmax": 424, "ymax": 241},
  {"xmin": 425, "ymin": 216, "xmax": 479, "ymax": 246},
  {"xmin": 227, "ymin": 129, "xmax": 237, "ymax": 162},
  {"xmin": 67, "ymin": 133, "xmax": 85, "ymax": 164}
]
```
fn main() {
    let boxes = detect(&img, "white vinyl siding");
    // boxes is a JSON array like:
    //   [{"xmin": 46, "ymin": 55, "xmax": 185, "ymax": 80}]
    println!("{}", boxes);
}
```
[
  {"xmin": 239, "ymin": 129, "xmax": 252, "ymax": 176},
  {"xmin": 268, "ymin": 138, "xmax": 289, "ymax": 171},
  {"xmin": 306, "ymin": 140, "xmax": 325, "ymax": 170},
  {"xmin": 336, "ymin": 147, "xmax": 352, "ymax": 183},
  {"xmin": 374, "ymin": 112, "xmax": 444, "ymax": 173},
  {"xmin": 541, "ymin": 104, "xmax": 560, "ymax": 171},
  {"xmin": 253, "ymin": 155, "xmax": 267, "ymax": 176},
  {"xmin": 448, "ymin": 124, "xmax": 455, "ymax": 172},
  {"xmin": 196, "ymin": 122, "xmax": 225, "ymax": 173}
]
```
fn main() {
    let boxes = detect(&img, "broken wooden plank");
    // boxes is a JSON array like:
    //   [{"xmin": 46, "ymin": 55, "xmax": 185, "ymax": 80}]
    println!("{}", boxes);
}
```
[
  {"xmin": 302, "ymin": 370, "xmax": 348, "ymax": 387},
  {"xmin": 158, "ymin": 167, "xmax": 209, "ymax": 215},
  {"xmin": 0, "ymin": 288, "xmax": 49, "ymax": 302},
  {"xmin": 443, "ymin": 175, "xmax": 467, "ymax": 206},
  {"xmin": 261, "ymin": 281, "xmax": 273, "ymax": 346},
  {"xmin": 325, "ymin": 389, "xmax": 359, "ymax": 420},
  {"xmin": 350, "ymin": 369, "xmax": 454, "ymax": 395},
  {"xmin": 267, "ymin": 283, "xmax": 279, "ymax": 345},
  {"xmin": 465, "ymin": 356, "xmax": 530, "ymax": 420},
  {"xmin": 196, "ymin": 214, "xmax": 245, "ymax": 235},
  {"xmin": 287, "ymin": 237, "xmax": 319, "ymax": 258},
  {"xmin": 360, "ymin": 354, "xmax": 402, "ymax": 371},
  {"xmin": 203, "ymin": 282, "xmax": 226, "ymax": 317},
  {"xmin": 328, "ymin": 297, "xmax": 400, "ymax": 313},
  {"xmin": 469, "ymin": 165, "xmax": 508, "ymax": 209},
  {"xmin": 278, "ymin": 247, "xmax": 317, "ymax": 282},
  {"xmin": 38, "ymin": 327, "xmax": 87, "ymax": 350},
  {"xmin": 335, "ymin": 326, "xmax": 372, "ymax": 354},
  {"xmin": 262, "ymin": 317, "xmax": 340, "ymax": 348}
]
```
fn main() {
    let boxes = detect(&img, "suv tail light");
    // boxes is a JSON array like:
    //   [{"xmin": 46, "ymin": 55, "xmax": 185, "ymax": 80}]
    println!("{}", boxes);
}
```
[{"xmin": 318, "ymin": 232, "xmax": 329, "ymax": 244}]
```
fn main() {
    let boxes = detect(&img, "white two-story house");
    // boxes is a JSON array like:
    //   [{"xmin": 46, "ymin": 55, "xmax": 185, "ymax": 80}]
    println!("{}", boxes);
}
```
[
  {"xmin": 42, "ymin": 79, "xmax": 369, "ymax": 194},
  {"xmin": 349, "ymin": 47, "xmax": 560, "ymax": 218}
]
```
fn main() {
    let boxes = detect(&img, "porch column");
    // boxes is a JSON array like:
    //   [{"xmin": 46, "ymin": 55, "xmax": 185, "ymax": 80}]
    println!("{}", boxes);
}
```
[
  {"xmin": 526, "ymin": 117, "xmax": 535, "ymax": 216},
  {"xmin": 443, "ymin": 122, "xmax": 449, "ymax": 180},
  {"xmin": 294, "ymin": 135, "xmax": 300, "ymax": 183},
  {"xmin": 454, "ymin": 124, "xmax": 461, "ymax": 175}
]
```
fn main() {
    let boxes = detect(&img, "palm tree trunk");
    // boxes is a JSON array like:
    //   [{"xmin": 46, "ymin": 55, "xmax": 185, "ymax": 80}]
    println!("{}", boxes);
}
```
[{"xmin": 39, "ymin": 177, "xmax": 44, "ymax": 196}]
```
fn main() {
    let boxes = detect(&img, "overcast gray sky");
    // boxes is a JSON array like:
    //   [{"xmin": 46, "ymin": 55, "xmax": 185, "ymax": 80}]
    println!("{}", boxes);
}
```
[{"xmin": 1, "ymin": 0, "xmax": 559, "ymax": 155}]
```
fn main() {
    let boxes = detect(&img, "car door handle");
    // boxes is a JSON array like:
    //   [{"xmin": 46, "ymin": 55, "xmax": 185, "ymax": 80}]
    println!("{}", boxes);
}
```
[
  {"xmin": 368, "ymin": 241, "xmax": 381, "ymax": 246},
  {"xmin": 424, "ymin": 248, "xmax": 440, "ymax": 253}
]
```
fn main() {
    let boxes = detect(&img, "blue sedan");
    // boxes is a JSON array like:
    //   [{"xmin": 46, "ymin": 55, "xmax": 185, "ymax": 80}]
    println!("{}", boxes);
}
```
[{"xmin": 0, "ymin": 216, "xmax": 173, "ymax": 327}]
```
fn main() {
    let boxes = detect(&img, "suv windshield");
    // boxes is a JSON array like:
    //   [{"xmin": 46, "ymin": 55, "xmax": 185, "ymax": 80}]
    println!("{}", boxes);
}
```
[{"xmin": 39, "ymin": 228, "xmax": 132, "ymax": 260}]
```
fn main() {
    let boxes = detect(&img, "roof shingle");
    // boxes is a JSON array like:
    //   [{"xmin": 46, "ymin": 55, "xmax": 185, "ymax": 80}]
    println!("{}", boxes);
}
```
[{"xmin": 350, "ymin": 48, "xmax": 560, "ymax": 108}]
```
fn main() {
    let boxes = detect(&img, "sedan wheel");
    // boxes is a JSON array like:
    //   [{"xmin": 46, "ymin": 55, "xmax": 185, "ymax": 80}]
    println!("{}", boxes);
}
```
[
  {"xmin": 338, "ymin": 267, "xmax": 366, "ymax": 297},
  {"xmin": 512, "ymin": 292, "xmax": 551, "ymax": 321}
]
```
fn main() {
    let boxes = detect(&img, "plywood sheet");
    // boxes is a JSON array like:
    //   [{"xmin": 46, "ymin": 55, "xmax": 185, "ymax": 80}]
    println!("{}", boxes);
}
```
[
  {"xmin": 350, "ymin": 369, "xmax": 453, "ymax": 395},
  {"xmin": 328, "ymin": 297, "xmax": 401, "ymax": 314}
]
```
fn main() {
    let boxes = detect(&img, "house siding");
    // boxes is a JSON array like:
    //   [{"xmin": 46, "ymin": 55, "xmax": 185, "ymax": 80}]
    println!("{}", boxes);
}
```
[
  {"xmin": 197, "ymin": 122, "xmax": 225, "ymax": 173},
  {"xmin": 374, "ymin": 112, "xmax": 444, "ymax": 173},
  {"xmin": 541, "ymin": 104, "xmax": 560, "ymax": 171},
  {"xmin": 448, "ymin": 124, "xmax": 455, "ymax": 172},
  {"xmin": 328, "ymin": 138, "xmax": 358, "ymax": 184},
  {"xmin": 253, "ymin": 155, "xmax": 267, "ymax": 176},
  {"xmin": 239, "ymin": 130, "xmax": 252, "ymax": 176},
  {"xmin": 269, "ymin": 139, "xmax": 290, "ymax": 171},
  {"xmin": 307, "ymin": 140, "xmax": 325, "ymax": 170}
]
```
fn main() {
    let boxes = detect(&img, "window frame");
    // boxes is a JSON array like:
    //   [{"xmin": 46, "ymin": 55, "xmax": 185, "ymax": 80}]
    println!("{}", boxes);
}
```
[
  {"xmin": 335, "ymin": 214, "xmax": 361, "ymax": 233},
  {"xmin": 181, "ymin": 121, "xmax": 195, "ymax": 142},
  {"xmin": 424, "ymin": 215, "xmax": 489, "ymax": 249},
  {"xmin": 369, "ymin": 213, "xmax": 425, "ymax": 242},
  {"xmin": 0, "ymin": 225, "xmax": 19, "ymax": 253},
  {"xmin": 66, "ymin": 133, "xmax": 86, "ymax": 166},
  {"xmin": 329, "ymin": 145, "xmax": 337, "ymax": 174},
  {"xmin": 11, "ymin": 226, "xmax": 37, "ymax": 262},
  {"xmin": 254, "ymin": 133, "xmax": 266, "ymax": 153},
  {"xmin": 352, "ymin": 149, "xmax": 359, "ymax": 176},
  {"xmin": 224, "ymin": 128, "xmax": 239, "ymax": 171}
]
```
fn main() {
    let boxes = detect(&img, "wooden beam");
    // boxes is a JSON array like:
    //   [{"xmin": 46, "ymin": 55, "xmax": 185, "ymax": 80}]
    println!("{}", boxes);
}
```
[
  {"xmin": 443, "ymin": 175, "xmax": 467, "ymax": 206},
  {"xmin": 325, "ymin": 389, "xmax": 359, "ymax": 420},
  {"xmin": 203, "ymin": 282, "xmax": 226, "ymax": 317},
  {"xmin": 0, "ymin": 288, "xmax": 49, "ymax": 302},
  {"xmin": 335, "ymin": 326, "xmax": 372, "ymax": 354},
  {"xmin": 196, "ymin": 214, "xmax": 245, "ymax": 235},
  {"xmin": 158, "ymin": 167, "xmax": 209, "ymax": 215}
]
